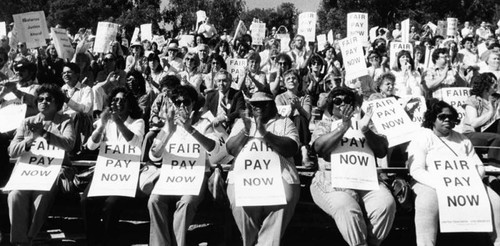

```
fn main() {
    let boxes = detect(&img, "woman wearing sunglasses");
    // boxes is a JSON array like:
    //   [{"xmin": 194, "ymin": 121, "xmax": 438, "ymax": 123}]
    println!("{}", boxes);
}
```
[
  {"xmin": 8, "ymin": 84, "xmax": 75, "ymax": 245},
  {"xmin": 179, "ymin": 52, "xmax": 203, "ymax": 95},
  {"xmin": 148, "ymin": 85, "xmax": 221, "ymax": 246},
  {"xmin": 462, "ymin": 73, "xmax": 500, "ymax": 167},
  {"xmin": 225, "ymin": 90, "xmax": 300, "ymax": 246},
  {"xmin": 82, "ymin": 86, "xmax": 145, "ymax": 245},
  {"xmin": 407, "ymin": 100, "xmax": 500, "ymax": 246},
  {"xmin": 310, "ymin": 87, "xmax": 396, "ymax": 246}
]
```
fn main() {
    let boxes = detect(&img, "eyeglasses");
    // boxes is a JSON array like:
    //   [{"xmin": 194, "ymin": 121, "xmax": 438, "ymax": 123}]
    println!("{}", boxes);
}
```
[
  {"xmin": 250, "ymin": 101, "xmax": 269, "ymax": 108},
  {"xmin": 212, "ymin": 61, "xmax": 219, "ymax": 65},
  {"xmin": 332, "ymin": 97, "xmax": 352, "ymax": 106},
  {"xmin": 278, "ymin": 62, "xmax": 287, "ymax": 66},
  {"xmin": 437, "ymin": 113, "xmax": 457, "ymax": 122},
  {"xmin": 368, "ymin": 56, "xmax": 379, "ymax": 60},
  {"xmin": 103, "ymin": 58, "xmax": 115, "ymax": 63},
  {"xmin": 185, "ymin": 58, "xmax": 194, "ymax": 62},
  {"xmin": 37, "ymin": 96, "xmax": 54, "ymax": 103},
  {"xmin": 173, "ymin": 98, "xmax": 192, "ymax": 107}
]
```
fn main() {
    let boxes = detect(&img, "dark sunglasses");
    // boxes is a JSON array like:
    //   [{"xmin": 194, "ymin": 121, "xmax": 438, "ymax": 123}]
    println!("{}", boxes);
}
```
[
  {"xmin": 37, "ymin": 96, "xmax": 54, "ymax": 103},
  {"xmin": 437, "ymin": 113, "xmax": 457, "ymax": 122},
  {"xmin": 103, "ymin": 58, "xmax": 115, "ymax": 63},
  {"xmin": 250, "ymin": 101, "xmax": 270, "ymax": 108},
  {"xmin": 173, "ymin": 98, "xmax": 192, "ymax": 107},
  {"xmin": 332, "ymin": 97, "xmax": 352, "ymax": 106}
]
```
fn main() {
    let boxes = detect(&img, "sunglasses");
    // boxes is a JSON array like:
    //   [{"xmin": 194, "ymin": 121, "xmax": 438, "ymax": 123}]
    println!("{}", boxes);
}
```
[
  {"xmin": 103, "ymin": 58, "xmax": 115, "ymax": 63},
  {"xmin": 332, "ymin": 97, "xmax": 352, "ymax": 106},
  {"xmin": 173, "ymin": 98, "xmax": 192, "ymax": 107},
  {"xmin": 250, "ymin": 101, "xmax": 269, "ymax": 108},
  {"xmin": 37, "ymin": 96, "xmax": 54, "ymax": 103},
  {"xmin": 437, "ymin": 113, "xmax": 457, "ymax": 122}
]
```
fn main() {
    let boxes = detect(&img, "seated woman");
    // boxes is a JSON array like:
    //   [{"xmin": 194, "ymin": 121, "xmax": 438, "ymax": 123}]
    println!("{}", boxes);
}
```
[
  {"xmin": 407, "ymin": 100, "xmax": 500, "ymax": 246},
  {"xmin": 125, "ymin": 70, "xmax": 156, "ymax": 131},
  {"xmin": 275, "ymin": 69, "xmax": 312, "ymax": 167},
  {"xmin": 391, "ymin": 50, "xmax": 423, "ymax": 97},
  {"xmin": 462, "ymin": 73, "xmax": 500, "ymax": 167},
  {"xmin": 311, "ymin": 87, "xmax": 396, "ymax": 246},
  {"xmin": 148, "ymin": 85, "xmax": 221, "ymax": 246},
  {"xmin": 226, "ymin": 90, "xmax": 300, "ymax": 246},
  {"xmin": 236, "ymin": 51, "xmax": 267, "ymax": 92},
  {"xmin": 8, "ymin": 84, "xmax": 75, "ymax": 245},
  {"xmin": 82, "ymin": 87, "xmax": 145, "ymax": 245}
]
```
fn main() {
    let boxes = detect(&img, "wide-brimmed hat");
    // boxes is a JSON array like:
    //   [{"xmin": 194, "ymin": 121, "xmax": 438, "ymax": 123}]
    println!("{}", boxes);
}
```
[
  {"xmin": 249, "ymin": 91, "xmax": 274, "ymax": 103},
  {"xmin": 167, "ymin": 42, "xmax": 179, "ymax": 51}
]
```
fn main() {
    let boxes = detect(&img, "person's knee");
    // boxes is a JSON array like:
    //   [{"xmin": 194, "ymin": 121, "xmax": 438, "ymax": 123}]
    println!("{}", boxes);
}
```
[
  {"xmin": 7, "ymin": 190, "xmax": 23, "ymax": 205},
  {"xmin": 148, "ymin": 195, "xmax": 164, "ymax": 210}
]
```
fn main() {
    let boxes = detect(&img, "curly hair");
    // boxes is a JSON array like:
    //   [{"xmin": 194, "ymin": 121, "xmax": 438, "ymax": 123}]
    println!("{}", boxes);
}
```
[
  {"xmin": 422, "ymin": 100, "xmax": 459, "ymax": 129},
  {"xmin": 36, "ymin": 83, "xmax": 66, "ymax": 111},
  {"xmin": 374, "ymin": 72, "xmax": 396, "ymax": 92},
  {"xmin": 470, "ymin": 73, "xmax": 497, "ymax": 97},
  {"xmin": 308, "ymin": 54, "xmax": 325, "ymax": 68},
  {"xmin": 209, "ymin": 53, "xmax": 227, "ymax": 70},
  {"xmin": 275, "ymin": 53, "xmax": 292, "ymax": 69},
  {"xmin": 171, "ymin": 85, "xmax": 203, "ymax": 113},
  {"xmin": 326, "ymin": 87, "xmax": 357, "ymax": 115},
  {"xmin": 108, "ymin": 87, "xmax": 143, "ymax": 120},
  {"xmin": 431, "ymin": 48, "xmax": 448, "ymax": 64},
  {"xmin": 125, "ymin": 70, "xmax": 146, "ymax": 96}
]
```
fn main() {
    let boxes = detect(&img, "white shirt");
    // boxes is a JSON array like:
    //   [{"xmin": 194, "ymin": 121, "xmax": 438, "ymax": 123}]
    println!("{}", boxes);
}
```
[
  {"xmin": 62, "ymin": 82, "xmax": 93, "ymax": 117},
  {"xmin": 87, "ymin": 116, "xmax": 145, "ymax": 150}
]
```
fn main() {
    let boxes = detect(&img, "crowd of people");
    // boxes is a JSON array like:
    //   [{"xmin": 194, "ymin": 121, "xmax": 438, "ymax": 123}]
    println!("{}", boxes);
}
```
[{"xmin": 1, "ymin": 15, "xmax": 500, "ymax": 246}]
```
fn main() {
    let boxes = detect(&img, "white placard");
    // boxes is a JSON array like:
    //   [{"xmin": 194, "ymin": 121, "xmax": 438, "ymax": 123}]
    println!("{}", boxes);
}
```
[
  {"xmin": 276, "ymin": 105, "xmax": 292, "ymax": 117},
  {"xmin": 152, "ymin": 35, "xmax": 166, "ymax": 48},
  {"xmin": 178, "ymin": 35, "xmax": 194, "ymax": 48},
  {"xmin": 317, "ymin": 34, "xmax": 327, "ymax": 51},
  {"xmin": 447, "ymin": 18, "xmax": 458, "ymax": 37},
  {"xmin": 330, "ymin": 117, "xmax": 379, "ymax": 190},
  {"xmin": 339, "ymin": 35, "xmax": 368, "ymax": 81},
  {"xmin": 477, "ymin": 42, "xmax": 488, "ymax": 58},
  {"xmin": 0, "ymin": 104, "xmax": 27, "ymax": 133},
  {"xmin": 426, "ymin": 22, "xmax": 437, "ymax": 34},
  {"xmin": 196, "ymin": 10, "xmax": 207, "ymax": 25},
  {"xmin": 87, "ymin": 142, "xmax": 141, "ymax": 197},
  {"xmin": 389, "ymin": 42, "xmax": 413, "ymax": 69},
  {"xmin": 298, "ymin": 12, "xmax": 317, "ymax": 42},
  {"xmin": 401, "ymin": 18, "xmax": 410, "ymax": 42},
  {"xmin": 12, "ymin": 11, "xmax": 49, "ymax": 49},
  {"xmin": 233, "ymin": 21, "xmax": 248, "ymax": 43},
  {"xmin": 4, "ymin": 138, "xmax": 63, "ymax": 191},
  {"xmin": 347, "ymin": 12, "xmax": 368, "ymax": 43},
  {"xmin": 227, "ymin": 58, "xmax": 247, "ymax": 86},
  {"xmin": 131, "ymin": 27, "xmax": 140, "ymax": 44},
  {"xmin": 369, "ymin": 26, "xmax": 379, "ymax": 42},
  {"xmin": 152, "ymin": 128, "xmax": 206, "ymax": 195},
  {"xmin": 363, "ymin": 97, "xmax": 420, "ymax": 147},
  {"xmin": 399, "ymin": 96, "xmax": 426, "ymax": 124},
  {"xmin": 140, "ymin": 23, "xmax": 153, "ymax": 42},
  {"xmin": 327, "ymin": 29, "xmax": 334, "ymax": 44},
  {"xmin": 0, "ymin": 22, "xmax": 6, "ymax": 36},
  {"xmin": 250, "ymin": 22, "xmax": 266, "ymax": 46},
  {"xmin": 233, "ymin": 138, "xmax": 286, "ymax": 206},
  {"xmin": 51, "ymin": 28, "xmax": 75, "ymax": 60},
  {"xmin": 199, "ymin": 112, "xmax": 234, "ymax": 164},
  {"xmin": 427, "ymin": 155, "xmax": 492, "ymax": 232},
  {"xmin": 432, "ymin": 87, "xmax": 470, "ymax": 121},
  {"xmin": 276, "ymin": 33, "xmax": 290, "ymax": 52},
  {"xmin": 94, "ymin": 22, "xmax": 119, "ymax": 53}
]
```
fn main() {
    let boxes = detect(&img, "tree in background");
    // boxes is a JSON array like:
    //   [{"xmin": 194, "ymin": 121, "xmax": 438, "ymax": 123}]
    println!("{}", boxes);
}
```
[{"xmin": 239, "ymin": 3, "xmax": 298, "ymax": 36}]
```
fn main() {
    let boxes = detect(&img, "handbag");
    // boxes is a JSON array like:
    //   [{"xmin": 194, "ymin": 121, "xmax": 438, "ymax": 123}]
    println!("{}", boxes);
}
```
[{"xmin": 138, "ymin": 164, "xmax": 160, "ymax": 196}]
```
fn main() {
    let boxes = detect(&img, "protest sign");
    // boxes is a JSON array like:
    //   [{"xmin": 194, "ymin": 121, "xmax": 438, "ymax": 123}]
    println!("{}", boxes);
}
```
[
  {"xmin": 131, "ymin": 27, "xmax": 140, "ymax": 44},
  {"xmin": 447, "ymin": 18, "xmax": 458, "ymax": 37},
  {"xmin": 347, "ymin": 12, "xmax": 368, "ymax": 43},
  {"xmin": 199, "ymin": 111, "xmax": 234, "ymax": 164},
  {"xmin": 427, "ymin": 154, "xmax": 492, "ymax": 232},
  {"xmin": 339, "ymin": 35, "xmax": 368, "ymax": 81},
  {"xmin": 317, "ymin": 34, "xmax": 327, "ymax": 51},
  {"xmin": 152, "ymin": 35, "xmax": 166, "ymax": 49},
  {"xmin": 87, "ymin": 142, "xmax": 141, "ymax": 197},
  {"xmin": 140, "ymin": 23, "xmax": 153, "ymax": 42},
  {"xmin": 437, "ymin": 21, "xmax": 447, "ymax": 37},
  {"xmin": 424, "ymin": 46, "xmax": 433, "ymax": 68},
  {"xmin": 250, "ymin": 22, "xmax": 266, "ymax": 45},
  {"xmin": 196, "ymin": 10, "xmax": 207, "ymax": 31},
  {"xmin": 298, "ymin": 12, "xmax": 317, "ymax": 42},
  {"xmin": 178, "ymin": 34, "xmax": 195, "ymax": 48},
  {"xmin": 399, "ymin": 96, "xmax": 426, "ymax": 124},
  {"xmin": 401, "ymin": 18, "xmax": 410, "ymax": 42},
  {"xmin": 276, "ymin": 105, "xmax": 292, "ymax": 118},
  {"xmin": 152, "ymin": 128, "xmax": 206, "ymax": 195},
  {"xmin": 233, "ymin": 21, "xmax": 248, "ymax": 43},
  {"xmin": 369, "ymin": 26, "xmax": 378, "ymax": 42},
  {"xmin": 327, "ymin": 29, "xmax": 334, "ymax": 44},
  {"xmin": 94, "ymin": 22, "xmax": 119, "ymax": 53},
  {"xmin": 363, "ymin": 97, "xmax": 420, "ymax": 147},
  {"xmin": 13, "ymin": 11, "xmax": 50, "ymax": 49},
  {"xmin": 433, "ymin": 87, "xmax": 470, "ymax": 121},
  {"xmin": 227, "ymin": 58, "xmax": 247, "ymax": 88},
  {"xmin": 51, "ymin": 28, "xmax": 75, "ymax": 60},
  {"xmin": 477, "ymin": 42, "xmax": 488, "ymax": 57},
  {"xmin": 330, "ymin": 116, "xmax": 379, "ymax": 190},
  {"xmin": 276, "ymin": 33, "xmax": 290, "ymax": 52},
  {"xmin": 233, "ymin": 138, "xmax": 286, "ymax": 206},
  {"xmin": 389, "ymin": 42, "xmax": 413, "ymax": 69},
  {"xmin": 0, "ymin": 22, "xmax": 6, "ymax": 36},
  {"xmin": 4, "ymin": 138, "xmax": 63, "ymax": 191},
  {"xmin": 426, "ymin": 21, "xmax": 437, "ymax": 34},
  {"xmin": 0, "ymin": 104, "xmax": 26, "ymax": 133}
]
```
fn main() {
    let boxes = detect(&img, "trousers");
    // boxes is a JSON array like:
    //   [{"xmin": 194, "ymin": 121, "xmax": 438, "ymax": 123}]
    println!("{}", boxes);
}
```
[
  {"xmin": 227, "ymin": 181, "xmax": 300, "ymax": 246},
  {"xmin": 413, "ymin": 182, "xmax": 500, "ymax": 246},
  {"xmin": 8, "ymin": 184, "xmax": 57, "ymax": 244},
  {"xmin": 310, "ymin": 180, "xmax": 396, "ymax": 246}
]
